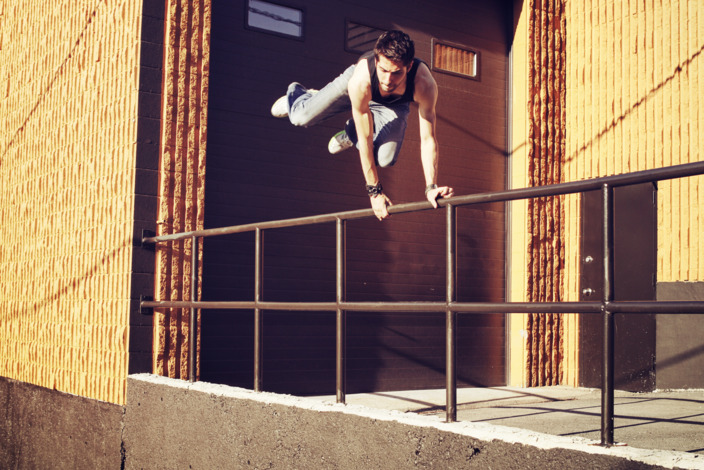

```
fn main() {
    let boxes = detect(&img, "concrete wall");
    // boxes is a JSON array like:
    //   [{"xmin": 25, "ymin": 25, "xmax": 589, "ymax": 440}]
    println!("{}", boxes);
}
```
[
  {"xmin": 0, "ymin": 376, "xmax": 124, "ymax": 469},
  {"xmin": 123, "ymin": 374, "xmax": 691, "ymax": 469},
  {"xmin": 3, "ymin": 373, "xmax": 696, "ymax": 469}
]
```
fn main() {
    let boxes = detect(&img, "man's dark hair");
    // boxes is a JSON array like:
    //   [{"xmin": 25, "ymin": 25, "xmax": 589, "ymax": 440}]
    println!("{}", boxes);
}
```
[{"xmin": 374, "ymin": 30, "xmax": 415, "ymax": 66}]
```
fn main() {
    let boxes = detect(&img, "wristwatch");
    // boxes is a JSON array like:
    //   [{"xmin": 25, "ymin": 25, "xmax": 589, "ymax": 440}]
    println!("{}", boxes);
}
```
[{"xmin": 425, "ymin": 183, "xmax": 438, "ymax": 195}]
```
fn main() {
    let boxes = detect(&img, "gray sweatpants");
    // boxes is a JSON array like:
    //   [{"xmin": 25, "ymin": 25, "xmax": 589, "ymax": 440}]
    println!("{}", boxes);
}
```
[{"xmin": 285, "ymin": 64, "xmax": 411, "ymax": 167}]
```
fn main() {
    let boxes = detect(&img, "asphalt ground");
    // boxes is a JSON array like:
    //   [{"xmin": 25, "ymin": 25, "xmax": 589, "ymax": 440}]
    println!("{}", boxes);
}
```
[{"xmin": 323, "ymin": 386, "xmax": 704, "ymax": 456}]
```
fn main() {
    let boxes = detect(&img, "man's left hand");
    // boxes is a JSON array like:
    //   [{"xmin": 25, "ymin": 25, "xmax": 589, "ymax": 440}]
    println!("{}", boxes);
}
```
[{"xmin": 426, "ymin": 186, "xmax": 454, "ymax": 208}]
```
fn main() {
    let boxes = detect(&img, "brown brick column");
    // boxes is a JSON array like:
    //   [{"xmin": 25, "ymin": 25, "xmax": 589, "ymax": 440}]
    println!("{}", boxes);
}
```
[
  {"xmin": 526, "ymin": 0, "xmax": 567, "ymax": 386},
  {"xmin": 154, "ymin": 0, "xmax": 211, "ymax": 380}
]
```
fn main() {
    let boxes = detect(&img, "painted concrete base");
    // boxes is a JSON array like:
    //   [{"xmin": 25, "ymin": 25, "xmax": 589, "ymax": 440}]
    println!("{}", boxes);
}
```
[
  {"xmin": 0, "ymin": 376, "xmax": 124, "ymax": 469},
  {"xmin": 123, "ymin": 374, "xmax": 702, "ymax": 469},
  {"xmin": 3, "ymin": 373, "xmax": 701, "ymax": 469},
  {"xmin": 657, "ymin": 282, "xmax": 704, "ymax": 388}
]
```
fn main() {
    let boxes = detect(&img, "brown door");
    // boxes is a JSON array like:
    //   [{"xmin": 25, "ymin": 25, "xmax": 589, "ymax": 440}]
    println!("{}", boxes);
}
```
[
  {"xmin": 200, "ymin": 0, "xmax": 510, "ymax": 394},
  {"xmin": 579, "ymin": 183, "xmax": 657, "ymax": 392}
]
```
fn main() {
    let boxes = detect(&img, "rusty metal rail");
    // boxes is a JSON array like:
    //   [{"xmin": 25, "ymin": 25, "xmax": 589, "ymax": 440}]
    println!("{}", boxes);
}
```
[{"xmin": 141, "ymin": 160, "xmax": 704, "ymax": 446}]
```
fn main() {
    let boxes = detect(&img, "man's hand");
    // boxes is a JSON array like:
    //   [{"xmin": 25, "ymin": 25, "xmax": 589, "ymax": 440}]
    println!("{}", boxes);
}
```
[
  {"xmin": 426, "ymin": 186, "xmax": 454, "ymax": 208},
  {"xmin": 370, "ymin": 193, "xmax": 393, "ymax": 220}
]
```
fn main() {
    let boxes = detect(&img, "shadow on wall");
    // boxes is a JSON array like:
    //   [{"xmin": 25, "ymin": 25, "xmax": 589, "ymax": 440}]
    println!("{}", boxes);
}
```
[
  {"xmin": 564, "ymin": 42, "xmax": 704, "ymax": 165},
  {"xmin": 1, "ymin": 3, "xmax": 106, "ymax": 163}
]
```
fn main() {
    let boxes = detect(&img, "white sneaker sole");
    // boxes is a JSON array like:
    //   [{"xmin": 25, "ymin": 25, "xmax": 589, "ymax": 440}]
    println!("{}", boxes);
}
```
[
  {"xmin": 271, "ymin": 95, "xmax": 288, "ymax": 118},
  {"xmin": 328, "ymin": 131, "xmax": 354, "ymax": 154}
]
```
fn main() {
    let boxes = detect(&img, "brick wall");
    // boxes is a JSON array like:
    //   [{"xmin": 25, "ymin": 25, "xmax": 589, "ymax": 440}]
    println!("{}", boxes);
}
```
[
  {"xmin": 509, "ymin": 0, "xmax": 704, "ymax": 386},
  {"xmin": 0, "ymin": 0, "xmax": 144, "ymax": 404},
  {"xmin": 153, "ymin": 0, "xmax": 211, "ymax": 381},
  {"xmin": 564, "ymin": 0, "xmax": 704, "ymax": 284}
]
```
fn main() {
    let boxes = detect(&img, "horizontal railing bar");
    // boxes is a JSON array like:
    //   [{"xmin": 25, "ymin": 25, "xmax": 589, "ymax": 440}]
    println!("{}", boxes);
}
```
[
  {"xmin": 141, "ymin": 300, "xmax": 597, "ymax": 312},
  {"xmin": 144, "ymin": 212, "xmax": 366, "ymax": 244},
  {"xmin": 471, "ymin": 160, "xmax": 704, "ymax": 204},
  {"xmin": 606, "ymin": 301, "xmax": 704, "ymax": 314},
  {"xmin": 140, "ymin": 299, "xmax": 704, "ymax": 314},
  {"xmin": 142, "ymin": 161, "xmax": 704, "ymax": 244},
  {"xmin": 140, "ymin": 300, "xmax": 599, "ymax": 312}
]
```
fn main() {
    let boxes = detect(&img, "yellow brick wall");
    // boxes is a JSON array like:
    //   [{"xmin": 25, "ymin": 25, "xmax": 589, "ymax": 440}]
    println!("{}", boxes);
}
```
[
  {"xmin": 564, "ymin": 0, "xmax": 704, "ymax": 284},
  {"xmin": 0, "ymin": 0, "xmax": 143, "ymax": 404},
  {"xmin": 508, "ymin": 0, "xmax": 531, "ymax": 387},
  {"xmin": 511, "ymin": 0, "xmax": 704, "ymax": 386}
]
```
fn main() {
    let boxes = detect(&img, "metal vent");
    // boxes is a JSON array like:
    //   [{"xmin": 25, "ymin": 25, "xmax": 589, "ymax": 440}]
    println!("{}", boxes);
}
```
[
  {"xmin": 345, "ymin": 21, "xmax": 385, "ymax": 54},
  {"xmin": 432, "ymin": 39, "xmax": 478, "ymax": 79}
]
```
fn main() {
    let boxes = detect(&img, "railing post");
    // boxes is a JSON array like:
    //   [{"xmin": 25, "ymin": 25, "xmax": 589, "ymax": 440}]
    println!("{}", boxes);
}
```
[
  {"xmin": 336, "ymin": 218, "xmax": 346, "ymax": 404},
  {"xmin": 189, "ymin": 235, "xmax": 198, "ymax": 382},
  {"xmin": 446, "ymin": 204, "xmax": 457, "ymax": 423},
  {"xmin": 254, "ymin": 228, "xmax": 264, "ymax": 392},
  {"xmin": 601, "ymin": 184, "xmax": 615, "ymax": 446}
]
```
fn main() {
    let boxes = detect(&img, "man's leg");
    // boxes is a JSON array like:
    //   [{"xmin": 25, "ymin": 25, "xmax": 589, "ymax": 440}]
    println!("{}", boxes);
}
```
[
  {"xmin": 278, "ymin": 65, "xmax": 355, "ymax": 127},
  {"xmin": 341, "ymin": 101, "xmax": 411, "ymax": 167}
]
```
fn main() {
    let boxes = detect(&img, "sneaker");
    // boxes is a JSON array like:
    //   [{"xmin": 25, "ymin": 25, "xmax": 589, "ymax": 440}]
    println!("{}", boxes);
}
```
[
  {"xmin": 328, "ymin": 130, "xmax": 354, "ymax": 154},
  {"xmin": 270, "ymin": 95, "xmax": 288, "ymax": 118},
  {"xmin": 271, "ymin": 88, "xmax": 318, "ymax": 118}
]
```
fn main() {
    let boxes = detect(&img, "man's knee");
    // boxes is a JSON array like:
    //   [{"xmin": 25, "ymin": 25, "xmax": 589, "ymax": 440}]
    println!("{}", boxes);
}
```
[
  {"xmin": 288, "ymin": 110, "xmax": 313, "ymax": 127},
  {"xmin": 376, "ymin": 142, "xmax": 400, "ymax": 167},
  {"xmin": 286, "ymin": 83, "xmax": 315, "ymax": 127}
]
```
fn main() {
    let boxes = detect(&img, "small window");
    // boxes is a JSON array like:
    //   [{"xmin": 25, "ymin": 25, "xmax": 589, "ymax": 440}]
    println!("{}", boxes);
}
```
[
  {"xmin": 432, "ymin": 39, "xmax": 479, "ymax": 80},
  {"xmin": 246, "ymin": 0, "xmax": 304, "ymax": 39},
  {"xmin": 345, "ymin": 21, "xmax": 385, "ymax": 54}
]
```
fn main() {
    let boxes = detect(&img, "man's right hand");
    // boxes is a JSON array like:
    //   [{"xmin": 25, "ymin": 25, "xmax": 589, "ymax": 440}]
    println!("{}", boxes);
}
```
[
  {"xmin": 370, "ymin": 193, "xmax": 393, "ymax": 220},
  {"xmin": 426, "ymin": 185, "xmax": 454, "ymax": 208}
]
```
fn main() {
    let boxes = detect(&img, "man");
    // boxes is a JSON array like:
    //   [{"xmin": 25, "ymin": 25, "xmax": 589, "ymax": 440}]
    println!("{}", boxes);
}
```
[{"xmin": 271, "ymin": 30, "xmax": 453, "ymax": 220}]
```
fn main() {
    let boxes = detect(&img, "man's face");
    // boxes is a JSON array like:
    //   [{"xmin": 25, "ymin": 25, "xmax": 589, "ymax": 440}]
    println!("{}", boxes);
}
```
[{"xmin": 376, "ymin": 55, "xmax": 411, "ymax": 94}]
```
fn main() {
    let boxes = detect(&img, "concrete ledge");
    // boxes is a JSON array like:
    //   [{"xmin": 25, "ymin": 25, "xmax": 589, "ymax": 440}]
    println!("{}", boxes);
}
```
[
  {"xmin": 0, "ymin": 376, "xmax": 124, "ymax": 469},
  {"xmin": 124, "ymin": 374, "xmax": 702, "ymax": 469}
]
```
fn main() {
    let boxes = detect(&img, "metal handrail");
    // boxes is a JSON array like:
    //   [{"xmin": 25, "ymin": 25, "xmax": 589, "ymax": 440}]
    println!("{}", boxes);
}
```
[
  {"xmin": 142, "ymin": 161, "xmax": 704, "ymax": 244},
  {"xmin": 141, "ymin": 160, "xmax": 704, "ymax": 446}
]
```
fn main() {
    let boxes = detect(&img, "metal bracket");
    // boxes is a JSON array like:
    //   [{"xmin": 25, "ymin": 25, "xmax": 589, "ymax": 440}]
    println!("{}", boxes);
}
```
[
  {"xmin": 140, "ymin": 295, "xmax": 154, "ymax": 315},
  {"xmin": 141, "ymin": 229, "xmax": 156, "ymax": 251}
]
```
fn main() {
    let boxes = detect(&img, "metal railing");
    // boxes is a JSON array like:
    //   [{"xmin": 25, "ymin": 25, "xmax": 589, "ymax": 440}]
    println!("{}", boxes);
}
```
[{"xmin": 141, "ymin": 160, "xmax": 704, "ymax": 446}]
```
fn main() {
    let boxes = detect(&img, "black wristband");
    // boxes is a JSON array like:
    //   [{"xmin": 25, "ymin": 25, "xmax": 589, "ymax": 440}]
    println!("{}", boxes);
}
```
[
  {"xmin": 425, "ymin": 183, "xmax": 438, "ymax": 195},
  {"xmin": 366, "ymin": 182, "xmax": 383, "ymax": 197}
]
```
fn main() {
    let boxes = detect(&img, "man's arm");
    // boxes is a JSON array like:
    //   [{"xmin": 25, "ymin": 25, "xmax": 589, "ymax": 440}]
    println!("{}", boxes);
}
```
[
  {"xmin": 348, "ymin": 59, "xmax": 393, "ymax": 220},
  {"xmin": 415, "ymin": 64, "xmax": 454, "ymax": 208}
]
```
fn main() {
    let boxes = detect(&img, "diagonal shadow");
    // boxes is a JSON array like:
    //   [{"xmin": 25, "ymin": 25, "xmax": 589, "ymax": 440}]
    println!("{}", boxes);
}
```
[
  {"xmin": 3, "ymin": 233, "xmax": 133, "ymax": 398},
  {"xmin": 1, "ymin": 1, "xmax": 105, "ymax": 164},
  {"xmin": 373, "ymin": 386, "xmax": 570, "ymax": 411},
  {"xmin": 437, "ymin": 113, "xmax": 512, "ymax": 158},
  {"xmin": 24, "ymin": 237, "xmax": 131, "ymax": 314},
  {"xmin": 470, "ymin": 397, "xmax": 704, "ymax": 431},
  {"xmin": 565, "ymin": 41, "xmax": 704, "ymax": 164},
  {"xmin": 656, "ymin": 342, "xmax": 704, "ymax": 370}
]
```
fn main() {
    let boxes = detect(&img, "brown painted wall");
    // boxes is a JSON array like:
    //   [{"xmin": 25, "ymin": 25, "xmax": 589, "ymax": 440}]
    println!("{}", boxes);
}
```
[
  {"xmin": 198, "ymin": 0, "xmax": 510, "ymax": 394},
  {"xmin": 656, "ymin": 282, "xmax": 704, "ymax": 388}
]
